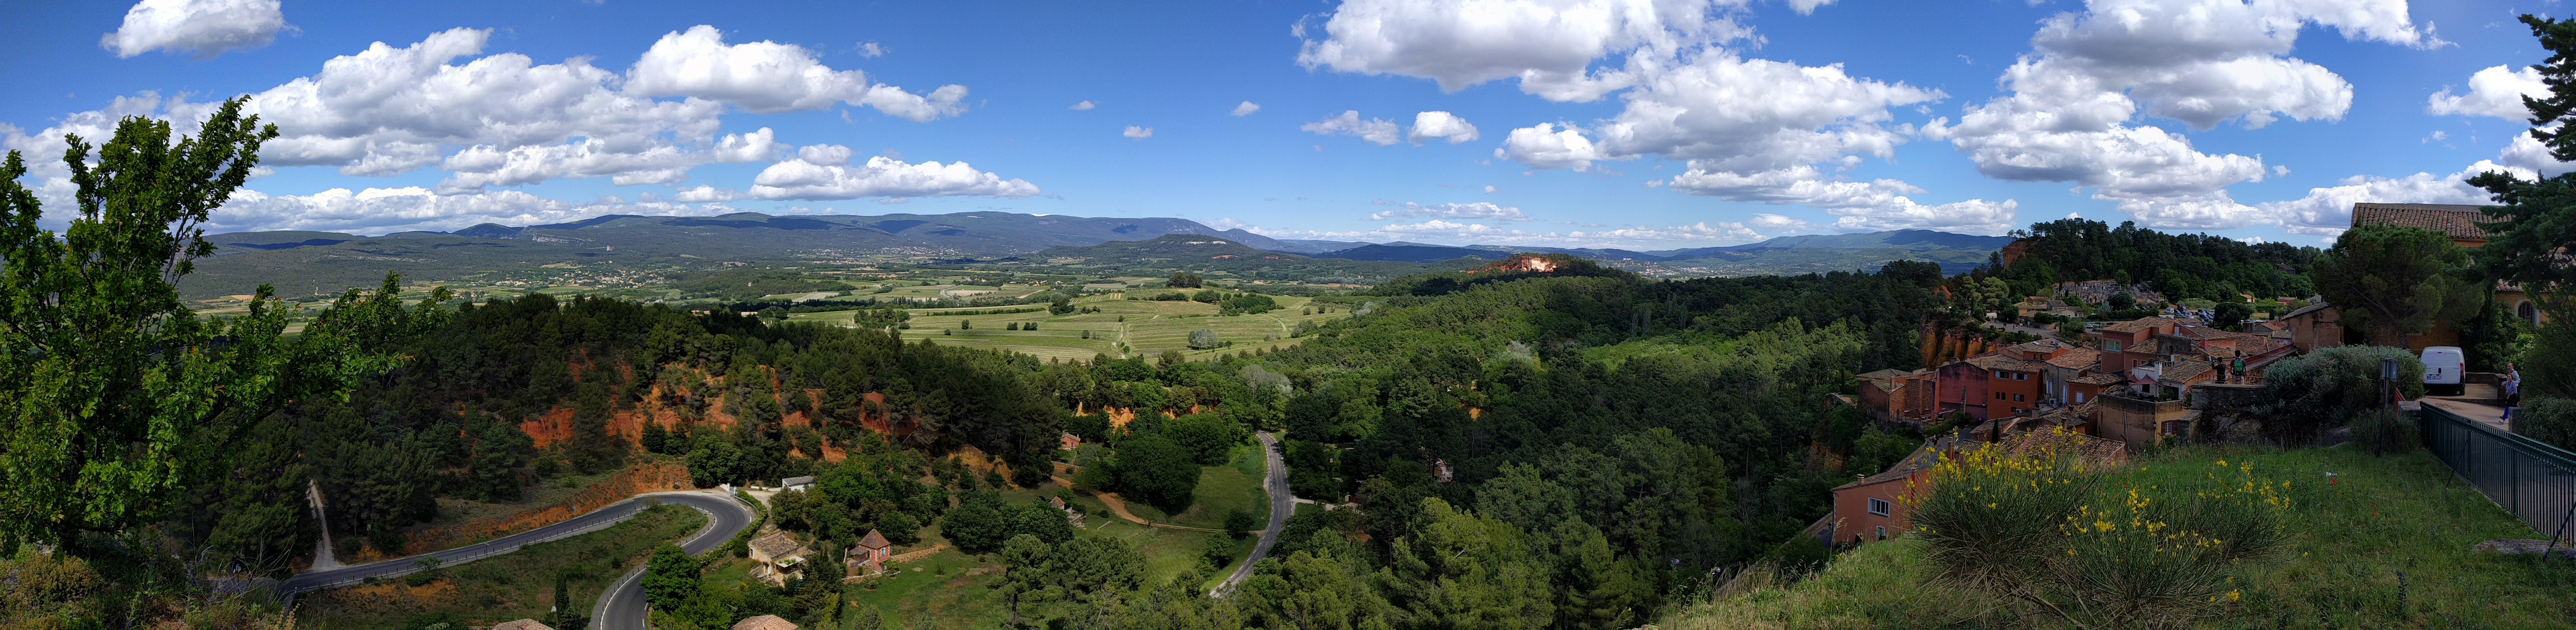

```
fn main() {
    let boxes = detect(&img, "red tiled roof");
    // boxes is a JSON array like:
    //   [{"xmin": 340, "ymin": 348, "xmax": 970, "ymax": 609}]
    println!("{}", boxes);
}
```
[
  {"xmin": 2350, "ymin": 203, "xmax": 2497, "ymax": 239},
  {"xmin": 2161, "ymin": 358, "xmax": 2215, "ymax": 384},
  {"xmin": 2045, "ymin": 348, "xmax": 2101, "ymax": 370},
  {"xmin": 857, "ymin": 529, "xmax": 890, "ymax": 550},
  {"xmin": 1834, "ymin": 444, "xmax": 1940, "ymax": 491},
  {"xmin": 1967, "ymin": 354, "xmax": 2046, "ymax": 373},
  {"xmin": 2070, "ymin": 373, "xmax": 2125, "ymax": 386},
  {"xmin": 2100, "ymin": 317, "xmax": 2179, "ymax": 334}
]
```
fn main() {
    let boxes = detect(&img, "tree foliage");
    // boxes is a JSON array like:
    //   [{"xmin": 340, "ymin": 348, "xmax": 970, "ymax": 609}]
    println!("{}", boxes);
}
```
[
  {"xmin": 2309, "ymin": 224, "xmax": 2479, "ymax": 346},
  {"xmin": 0, "ymin": 98, "xmax": 445, "ymax": 554}
]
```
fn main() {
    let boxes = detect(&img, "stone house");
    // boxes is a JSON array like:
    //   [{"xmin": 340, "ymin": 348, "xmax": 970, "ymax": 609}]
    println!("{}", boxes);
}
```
[
  {"xmin": 1855, "ymin": 368, "xmax": 1938, "ymax": 424},
  {"xmin": 747, "ymin": 531, "xmax": 811, "ymax": 586},
  {"xmin": 847, "ymin": 529, "xmax": 892, "ymax": 578}
]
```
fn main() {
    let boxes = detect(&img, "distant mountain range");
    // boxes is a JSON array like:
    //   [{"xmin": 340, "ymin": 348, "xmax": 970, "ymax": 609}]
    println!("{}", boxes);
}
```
[{"xmin": 184, "ymin": 212, "xmax": 2013, "ymax": 300}]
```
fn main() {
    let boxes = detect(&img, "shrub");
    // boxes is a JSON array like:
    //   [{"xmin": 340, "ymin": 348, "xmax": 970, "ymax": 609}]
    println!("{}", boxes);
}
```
[
  {"xmin": 2258, "ymin": 345, "xmax": 2423, "ymax": 446},
  {"xmin": 1188, "ymin": 329, "xmax": 1219, "ymax": 349},
  {"xmin": 2518, "ymin": 396, "xmax": 2576, "ymax": 452},
  {"xmin": 2348, "ymin": 408, "xmax": 2420, "ymax": 456},
  {"xmin": 1912, "ymin": 437, "xmax": 2290, "ymax": 629}
]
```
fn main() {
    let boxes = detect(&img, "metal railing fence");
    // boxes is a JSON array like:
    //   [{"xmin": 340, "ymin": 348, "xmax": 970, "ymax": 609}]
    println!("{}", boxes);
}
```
[{"xmin": 2419, "ymin": 404, "xmax": 2576, "ymax": 542}]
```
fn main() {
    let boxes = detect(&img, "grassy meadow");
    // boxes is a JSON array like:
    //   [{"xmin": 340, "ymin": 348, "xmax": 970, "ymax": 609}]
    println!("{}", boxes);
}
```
[
  {"xmin": 788, "ymin": 294, "xmax": 1346, "ymax": 362},
  {"xmin": 1656, "ymin": 444, "xmax": 2576, "ymax": 630}
]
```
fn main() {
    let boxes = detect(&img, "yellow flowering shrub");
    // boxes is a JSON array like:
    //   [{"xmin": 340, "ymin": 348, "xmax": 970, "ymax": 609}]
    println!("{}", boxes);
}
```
[{"xmin": 1912, "ymin": 431, "xmax": 2291, "ymax": 629}]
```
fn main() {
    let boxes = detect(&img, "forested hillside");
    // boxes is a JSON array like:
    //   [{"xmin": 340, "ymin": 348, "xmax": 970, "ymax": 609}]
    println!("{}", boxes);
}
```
[
  {"xmin": 188, "ymin": 294, "xmax": 1066, "ymax": 576},
  {"xmin": 2002, "ymin": 218, "xmax": 2322, "ymax": 301}
]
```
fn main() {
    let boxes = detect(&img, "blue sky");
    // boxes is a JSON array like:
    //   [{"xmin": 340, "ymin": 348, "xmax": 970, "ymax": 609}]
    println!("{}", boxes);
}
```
[{"xmin": 0, "ymin": 0, "xmax": 2565, "ymax": 249}]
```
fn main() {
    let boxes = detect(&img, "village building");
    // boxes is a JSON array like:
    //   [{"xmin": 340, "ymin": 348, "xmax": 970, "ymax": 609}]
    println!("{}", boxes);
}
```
[
  {"xmin": 846, "ymin": 529, "xmax": 893, "ymax": 578},
  {"xmin": 1967, "ymin": 354, "xmax": 2046, "ymax": 418},
  {"xmin": 1827, "ymin": 442, "xmax": 1943, "ymax": 546},
  {"xmin": 2334, "ymin": 203, "xmax": 2550, "ymax": 351},
  {"xmin": 1060, "ymin": 431, "xmax": 1083, "ymax": 451},
  {"xmin": 1855, "ymin": 368, "xmax": 1938, "ymax": 424},
  {"xmin": 779, "ymin": 476, "xmax": 815, "ymax": 492},
  {"xmin": 747, "ymin": 531, "xmax": 811, "ymax": 586}
]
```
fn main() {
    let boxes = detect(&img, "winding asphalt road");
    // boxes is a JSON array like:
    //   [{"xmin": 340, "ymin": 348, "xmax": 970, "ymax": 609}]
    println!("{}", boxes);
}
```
[
  {"xmin": 279, "ymin": 490, "xmax": 755, "ymax": 630},
  {"xmin": 594, "ymin": 492, "xmax": 757, "ymax": 630},
  {"xmin": 1215, "ymin": 431, "xmax": 1294, "ymax": 597}
]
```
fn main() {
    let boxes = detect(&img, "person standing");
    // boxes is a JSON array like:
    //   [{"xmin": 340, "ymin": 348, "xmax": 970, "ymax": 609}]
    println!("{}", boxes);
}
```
[{"xmin": 2504, "ymin": 363, "xmax": 2522, "ymax": 421}]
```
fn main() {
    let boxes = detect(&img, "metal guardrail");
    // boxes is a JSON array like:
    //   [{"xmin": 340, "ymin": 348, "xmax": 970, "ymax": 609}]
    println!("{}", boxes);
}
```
[{"xmin": 2418, "ymin": 403, "xmax": 2576, "ymax": 541}]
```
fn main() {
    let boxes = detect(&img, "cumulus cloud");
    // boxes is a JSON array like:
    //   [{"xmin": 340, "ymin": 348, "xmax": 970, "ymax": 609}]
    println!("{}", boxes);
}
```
[
  {"xmin": 672, "ymin": 186, "xmax": 741, "ymax": 203},
  {"xmin": 1296, "ymin": 0, "xmax": 1760, "ymax": 101},
  {"xmin": 1303, "ymin": 111, "xmax": 1402, "ymax": 145},
  {"xmin": 1365, "ymin": 201, "xmax": 1531, "ymax": 221},
  {"xmin": 1232, "ymin": 101, "xmax": 1262, "ymax": 116},
  {"xmin": 1496, "ymin": 123, "xmax": 1606, "ymax": 170},
  {"xmin": 1071, "ymin": 100, "xmax": 1097, "ymax": 110},
  {"xmin": 1124, "ymin": 126, "xmax": 1154, "ymax": 140},
  {"xmin": 747, "ymin": 143, "xmax": 1039, "ymax": 200},
  {"xmin": 2258, "ymin": 164, "xmax": 2504, "ymax": 237},
  {"xmin": 1408, "ymin": 111, "xmax": 1480, "ymax": 144},
  {"xmin": 438, "ymin": 127, "xmax": 781, "ymax": 192},
  {"xmin": 216, "ymin": 187, "xmax": 579, "ymax": 234},
  {"xmin": 1309, "ymin": 1, "xmax": 1973, "ymax": 230},
  {"xmin": 101, "ymin": 0, "xmax": 289, "ymax": 59},
  {"xmin": 1931, "ymin": 0, "xmax": 2437, "ymax": 230},
  {"xmin": 624, "ymin": 25, "xmax": 966, "ymax": 119},
  {"xmin": 857, "ymin": 41, "xmax": 885, "ymax": 57},
  {"xmin": 2428, "ymin": 65, "xmax": 2546, "ymax": 120}
]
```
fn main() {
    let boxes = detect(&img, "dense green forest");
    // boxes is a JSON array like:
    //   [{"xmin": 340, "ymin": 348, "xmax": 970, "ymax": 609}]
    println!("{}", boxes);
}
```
[{"xmin": 1996, "ymin": 218, "xmax": 2322, "ymax": 302}]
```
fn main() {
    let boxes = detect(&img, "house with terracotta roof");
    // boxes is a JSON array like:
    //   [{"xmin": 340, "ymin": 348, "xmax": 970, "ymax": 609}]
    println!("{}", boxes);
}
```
[
  {"xmin": 1968, "ymin": 354, "xmax": 2047, "ymax": 418},
  {"xmin": 2090, "ymin": 317, "xmax": 2180, "ymax": 379},
  {"xmin": 847, "ymin": 528, "xmax": 892, "ymax": 578},
  {"xmin": 1828, "ymin": 442, "xmax": 1943, "ymax": 546},
  {"xmin": 2275, "ymin": 301, "xmax": 2344, "ymax": 353}
]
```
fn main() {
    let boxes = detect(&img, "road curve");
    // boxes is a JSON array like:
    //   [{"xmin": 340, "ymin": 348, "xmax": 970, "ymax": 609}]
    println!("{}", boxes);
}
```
[
  {"xmin": 593, "ymin": 491, "xmax": 758, "ymax": 630},
  {"xmin": 1215, "ymin": 431, "xmax": 1294, "ymax": 597},
  {"xmin": 286, "ymin": 489, "xmax": 709, "ymax": 594}
]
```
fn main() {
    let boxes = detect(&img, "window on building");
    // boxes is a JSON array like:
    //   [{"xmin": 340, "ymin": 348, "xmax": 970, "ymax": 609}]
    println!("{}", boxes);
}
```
[
  {"xmin": 1994, "ymin": 370, "xmax": 2007, "ymax": 379},
  {"xmin": 2015, "ymin": 394, "xmax": 2026, "ymax": 402},
  {"xmin": 1996, "ymin": 392, "xmax": 2007, "ymax": 400},
  {"xmin": 2105, "ymin": 340, "xmax": 2122, "ymax": 352},
  {"xmin": 2522, "ymin": 301, "xmax": 2542, "ymax": 325},
  {"xmin": 1875, "ymin": 526, "xmax": 1888, "ymax": 541},
  {"xmin": 1867, "ymin": 497, "xmax": 1891, "ymax": 516},
  {"xmin": 2074, "ymin": 392, "xmax": 2086, "ymax": 403}
]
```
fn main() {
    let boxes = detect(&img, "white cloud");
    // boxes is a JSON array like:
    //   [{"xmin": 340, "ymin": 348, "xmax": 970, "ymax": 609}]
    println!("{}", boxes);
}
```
[
  {"xmin": 1232, "ymin": 101, "xmax": 1262, "ymax": 116},
  {"xmin": 1366, "ymin": 201, "xmax": 1532, "ymax": 221},
  {"xmin": 1408, "ymin": 111, "xmax": 1481, "ymax": 144},
  {"xmin": 747, "ymin": 144, "xmax": 1039, "ymax": 200},
  {"xmin": 1584, "ymin": 52, "xmax": 1940, "ymax": 172},
  {"xmin": 101, "ymin": 0, "xmax": 288, "ymax": 59},
  {"xmin": 216, "ymin": 187, "xmax": 582, "ymax": 234},
  {"xmin": 2428, "ymin": 65, "xmax": 2546, "ymax": 120},
  {"xmin": 672, "ymin": 186, "xmax": 741, "ymax": 203},
  {"xmin": 1071, "ymin": 100, "xmax": 1097, "ymax": 110},
  {"xmin": 1295, "ymin": 0, "xmax": 1758, "ymax": 102},
  {"xmin": 1124, "ymin": 126, "xmax": 1155, "ymax": 140},
  {"xmin": 1483, "ymin": 185, "xmax": 1497, "ymax": 193},
  {"xmin": 624, "ymin": 25, "xmax": 966, "ymax": 119},
  {"xmin": 1931, "ymin": 0, "xmax": 2437, "ymax": 230},
  {"xmin": 857, "ymin": 41, "xmax": 885, "ymax": 57},
  {"xmin": 1496, "ymin": 123, "xmax": 1606, "ymax": 170},
  {"xmin": 1302, "ymin": 111, "xmax": 1402, "ymax": 145},
  {"xmin": 437, "ymin": 127, "xmax": 780, "ymax": 192}
]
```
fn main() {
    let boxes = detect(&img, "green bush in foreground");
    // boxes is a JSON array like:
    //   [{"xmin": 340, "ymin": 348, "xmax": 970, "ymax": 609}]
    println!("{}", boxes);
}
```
[{"xmin": 1912, "ymin": 435, "xmax": 2289, "ymax": 629}]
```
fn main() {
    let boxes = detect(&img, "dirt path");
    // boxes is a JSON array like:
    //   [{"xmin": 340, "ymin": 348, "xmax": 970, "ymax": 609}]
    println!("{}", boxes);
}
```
[{"xmin": 1058, "ymin": 477, "xmax": 1228, "ymax": 533}]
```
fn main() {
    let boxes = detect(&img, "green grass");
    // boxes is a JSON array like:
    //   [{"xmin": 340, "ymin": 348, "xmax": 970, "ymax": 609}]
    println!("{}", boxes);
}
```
[
  {"xmin": 786, "ymin": 294, "xmax": 1343, "ymax": 362},
  {"xmin": 297, "ymin": 503, "xmax": 709, "ymax": 630},
  {"xmin": 1163, "ymin": 447, "xmax": 1270, "ymax": 531},
  {"xmin": 1659, "ymin": 444, "xmax": 2576, "ymax": 630}
]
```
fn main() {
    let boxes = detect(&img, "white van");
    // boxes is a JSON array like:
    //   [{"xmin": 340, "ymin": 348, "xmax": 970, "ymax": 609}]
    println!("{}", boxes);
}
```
[{"xmin": 2422, "ymin": 346, "xmax": 2465, "ymax": 396}]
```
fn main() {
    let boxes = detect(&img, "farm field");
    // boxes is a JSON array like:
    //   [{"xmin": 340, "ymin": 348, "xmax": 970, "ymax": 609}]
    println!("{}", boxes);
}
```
[{"xmin": 787, "ymin": 294, "xmax": 1348, "ymax": 361}]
